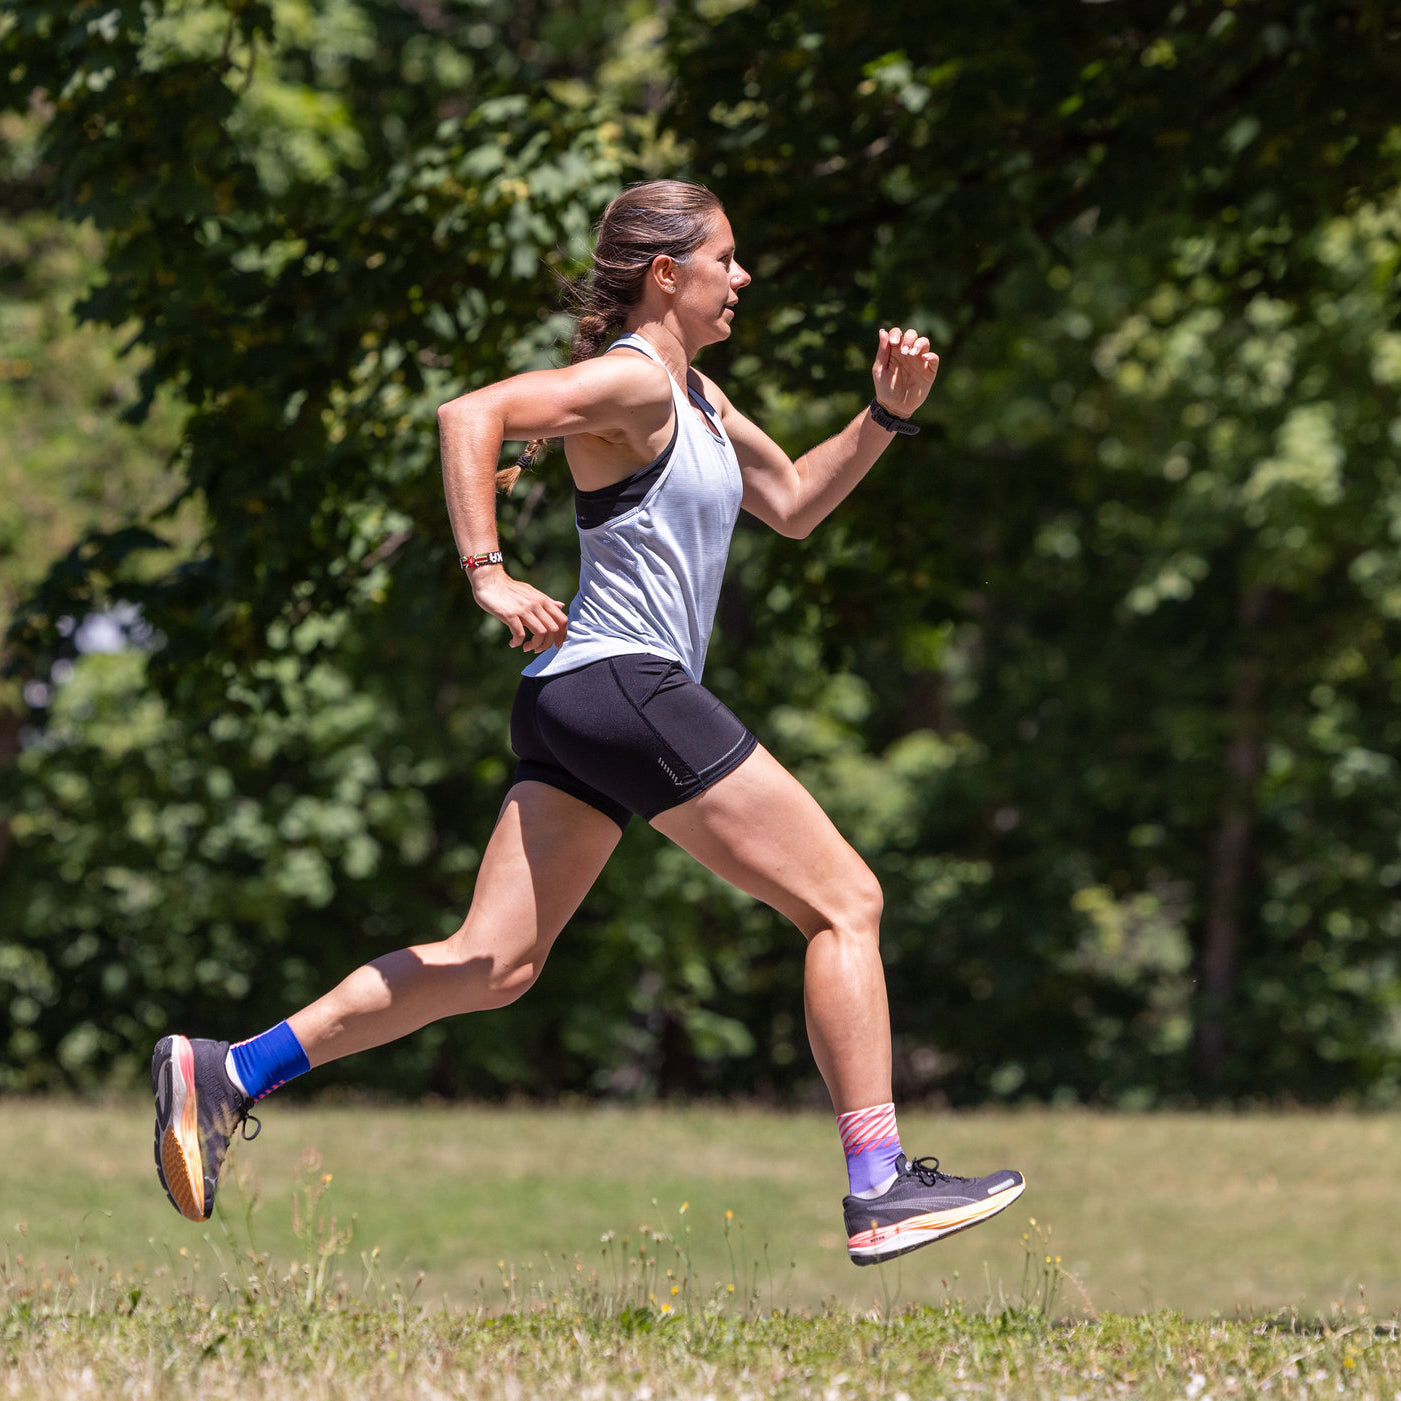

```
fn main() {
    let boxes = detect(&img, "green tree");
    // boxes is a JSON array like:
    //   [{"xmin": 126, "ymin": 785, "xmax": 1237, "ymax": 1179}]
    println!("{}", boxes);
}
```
[
  {"xmin": 4, "ymin": 0, "xmax": 1401, "ymax": 1102},
  {"xmin": 0, "ymin": 101, "xmax": 190, "ymax": 885},
  {"xmin": 666, "ymin": 0, "xmax": 1401, "ymax": 1099},
  {"xmin": 0, "ymin": 0, "xmax": 773, "ymax": 1098}
]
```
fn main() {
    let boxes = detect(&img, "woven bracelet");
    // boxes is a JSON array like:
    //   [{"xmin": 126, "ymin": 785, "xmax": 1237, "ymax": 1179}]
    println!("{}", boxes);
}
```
[{"xmin": 459, "ymin": 551, "xmax": 504, "ymax": 572}]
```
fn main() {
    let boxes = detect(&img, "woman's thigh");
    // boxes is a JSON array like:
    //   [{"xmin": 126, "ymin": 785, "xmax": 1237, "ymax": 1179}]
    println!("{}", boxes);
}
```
[
  {"xmin": 648, "ymin": 745, "xmax": 880, "ymax": 940},
  {"xmin": 444, "ymin": 780, "xmax": 623, "ymax": 965}
]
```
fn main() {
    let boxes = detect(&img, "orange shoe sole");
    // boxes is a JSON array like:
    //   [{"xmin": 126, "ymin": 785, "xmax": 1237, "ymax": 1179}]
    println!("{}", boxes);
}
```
[{"xmin": 159, "ymin": 1035, "xmax": 206, "ymax": 1221}]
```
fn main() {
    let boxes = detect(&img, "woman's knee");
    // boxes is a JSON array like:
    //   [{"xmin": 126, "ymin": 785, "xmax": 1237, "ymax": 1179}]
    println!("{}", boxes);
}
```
[
  {"xmin": 439, "ymin": 925, "xmax": 546, "ymax": 1009},
  {"xmin": 852, "ymin": 862, "xmax": 885, "ymax": 932},
  {"xmin": 818, "ymin": 858, "xmax": 884, "ymax": 942},
  {"xmin": 479, "ymin": 959, "xmax": 541, "ymax": 1008}
]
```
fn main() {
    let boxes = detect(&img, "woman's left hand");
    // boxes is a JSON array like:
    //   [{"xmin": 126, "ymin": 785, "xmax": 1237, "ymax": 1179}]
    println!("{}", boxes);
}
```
[{"xmin": 872, "ymin": 327, "xmax": 940, "ymax": 419}]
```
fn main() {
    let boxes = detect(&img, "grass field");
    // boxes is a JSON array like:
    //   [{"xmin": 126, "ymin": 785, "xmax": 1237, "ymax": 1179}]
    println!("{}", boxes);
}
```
[
  {"xmin": 4, "ymin": 1101, "xmax": 1401, "ymax": 1398},
  {"xmin": 5, "ymin": 1101, "xmax": 1400, "ymax": 1316}
]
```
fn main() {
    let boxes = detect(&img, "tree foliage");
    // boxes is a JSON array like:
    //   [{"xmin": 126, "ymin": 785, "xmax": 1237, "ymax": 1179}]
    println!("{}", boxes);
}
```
[
  {"xmin": 668, "ymin": 0, "xmax": 1401, "ymax": 1099},
  {"xmin": 2, "ymin": 0, "xmax": 1400, "ymax": 1102}
]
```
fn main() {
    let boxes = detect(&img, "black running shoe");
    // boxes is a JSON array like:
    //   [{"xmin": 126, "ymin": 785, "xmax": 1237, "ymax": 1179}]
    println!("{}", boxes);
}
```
[
  {"xmin": 843, "ymin": 1153, "xmax": 1026, "ymax": 1266},
  {"xmin": 151, "ymin": 1035, "xmax": 259, "ymax": 1221}
]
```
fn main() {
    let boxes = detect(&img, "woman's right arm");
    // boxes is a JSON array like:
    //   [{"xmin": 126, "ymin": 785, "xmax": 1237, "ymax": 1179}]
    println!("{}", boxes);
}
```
[{"xmin": 437, "ymin": 355, "xmax": 669, "ymax": 653}]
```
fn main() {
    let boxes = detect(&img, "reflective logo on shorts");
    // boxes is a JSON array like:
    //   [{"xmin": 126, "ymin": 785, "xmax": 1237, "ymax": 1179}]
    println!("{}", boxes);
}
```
[{"xmin": 657, "ymin": 758, "xmax": 681, "ymax": 784}]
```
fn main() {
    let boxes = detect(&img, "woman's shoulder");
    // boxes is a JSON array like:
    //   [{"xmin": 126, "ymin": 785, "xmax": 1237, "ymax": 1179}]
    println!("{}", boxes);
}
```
[{"xmin": 573, "ymin": 343, "xmax": 673, "ymax": 410}]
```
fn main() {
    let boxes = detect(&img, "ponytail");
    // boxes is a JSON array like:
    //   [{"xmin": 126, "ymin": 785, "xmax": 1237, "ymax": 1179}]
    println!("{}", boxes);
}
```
[
  {"xmin": 495, "ymin": 438, "xmax": 545, "ymax": 494},
  {"xmin": 496, "ymin": 179, "xmax": 723, "ymax": 494}
]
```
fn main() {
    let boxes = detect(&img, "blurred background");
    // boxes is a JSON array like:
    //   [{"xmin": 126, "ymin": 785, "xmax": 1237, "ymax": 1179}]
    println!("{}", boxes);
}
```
[{"xmin": 3, "ymin": 0, "xmax": 1400, "ymax": 1112}]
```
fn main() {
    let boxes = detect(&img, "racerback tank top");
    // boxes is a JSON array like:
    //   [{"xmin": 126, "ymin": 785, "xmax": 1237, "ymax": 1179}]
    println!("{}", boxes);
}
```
[{"xmin": 522, "ymin": 333, "xmax": 744, "ymax": 683}]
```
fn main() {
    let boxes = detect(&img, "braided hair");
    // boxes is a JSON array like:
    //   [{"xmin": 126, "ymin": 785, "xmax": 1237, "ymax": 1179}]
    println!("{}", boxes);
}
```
[{"xmin": 498, "ymin": 179, "xmax": 724, "ymax": 492}]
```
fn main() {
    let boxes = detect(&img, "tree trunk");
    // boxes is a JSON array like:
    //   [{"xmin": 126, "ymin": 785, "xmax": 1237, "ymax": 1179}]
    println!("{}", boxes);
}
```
[
  {"xmin": 0, "ymin": 703, "xmax": 20, "ymax": 869},
  {"xmin": 1194, "ymin": 586, "xmax": 1271, "ymax": 1086}
]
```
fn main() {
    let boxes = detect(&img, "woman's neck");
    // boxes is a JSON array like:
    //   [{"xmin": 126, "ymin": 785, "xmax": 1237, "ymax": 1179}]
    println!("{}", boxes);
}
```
[{"xmin": 623, "ymin": 316, "xmax": 695, "ymax": 386}]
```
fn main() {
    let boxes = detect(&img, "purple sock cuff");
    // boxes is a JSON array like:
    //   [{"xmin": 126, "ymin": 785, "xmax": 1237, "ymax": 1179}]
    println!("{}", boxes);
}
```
[
  {"xmin": 230, "ymin": 1020, "xmax": 311, "ymax": 1101},
  {"xmin": 845, "ymin": 1140, "xmax": 903, "ymax": 1195},
  {"xmin": 837, "ymin": 1103, "xmax": 903, "ymax": 1195}
]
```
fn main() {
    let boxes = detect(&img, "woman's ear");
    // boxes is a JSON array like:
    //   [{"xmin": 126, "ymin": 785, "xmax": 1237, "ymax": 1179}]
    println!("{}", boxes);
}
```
[{"xmin": 649, "ymin": 253, "xmax": 680, "ymax": 296}]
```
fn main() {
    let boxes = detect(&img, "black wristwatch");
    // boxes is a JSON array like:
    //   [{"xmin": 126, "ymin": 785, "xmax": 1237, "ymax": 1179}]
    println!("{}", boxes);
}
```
[{"xmin": 868, "ymin": 398, "xmax": 920, "ymax": 436}]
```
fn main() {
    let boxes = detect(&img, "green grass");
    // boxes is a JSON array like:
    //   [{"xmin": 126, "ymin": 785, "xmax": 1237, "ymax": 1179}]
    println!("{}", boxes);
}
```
[
  {"xmin": 5, "ymin": 1285, "xmax": 1399, "ymax": 1400},
  {"xmin": 5, "ymin": 1101, "xmax": 1401, "ymax": 1398},
  {"xmin": 5, "ymin": 1101, "xmax": 1401, "ymax": 1317}
]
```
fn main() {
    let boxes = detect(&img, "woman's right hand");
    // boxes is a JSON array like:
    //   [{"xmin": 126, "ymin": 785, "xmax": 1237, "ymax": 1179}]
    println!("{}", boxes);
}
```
[{"xmin": 467, "ymin": 567, "xmax": 569, "ymax": 654}]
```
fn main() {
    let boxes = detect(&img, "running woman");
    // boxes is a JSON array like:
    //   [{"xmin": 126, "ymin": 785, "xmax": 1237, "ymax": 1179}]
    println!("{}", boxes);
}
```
[{"xmin": 152, "ymin": 180, "xmax": 1025, "ymax": 1266}]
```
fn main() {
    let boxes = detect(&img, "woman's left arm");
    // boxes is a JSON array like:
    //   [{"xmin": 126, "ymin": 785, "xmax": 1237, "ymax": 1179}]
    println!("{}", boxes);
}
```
[{"xmin": 719, "ymin": 326, "xmax": 939, "ymax": 539}]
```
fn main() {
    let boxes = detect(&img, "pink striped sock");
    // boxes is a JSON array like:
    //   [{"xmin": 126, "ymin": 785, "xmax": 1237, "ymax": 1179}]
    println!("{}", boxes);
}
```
[{"xmin": 836, "ymin": 1101, "xmax": 903, "ymax": 1197}]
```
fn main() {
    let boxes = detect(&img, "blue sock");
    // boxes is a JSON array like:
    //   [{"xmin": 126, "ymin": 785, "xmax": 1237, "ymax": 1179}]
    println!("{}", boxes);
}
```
[{"xmin": 227, "ymin": 1021, "xmax": 311, "ymax": 1101}]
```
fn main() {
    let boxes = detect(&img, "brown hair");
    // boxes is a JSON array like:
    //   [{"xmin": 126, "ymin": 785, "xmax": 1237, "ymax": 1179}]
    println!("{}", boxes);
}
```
[{"xmin": 498, "ymin": 179, "xmax": 724, "ymax": 491}]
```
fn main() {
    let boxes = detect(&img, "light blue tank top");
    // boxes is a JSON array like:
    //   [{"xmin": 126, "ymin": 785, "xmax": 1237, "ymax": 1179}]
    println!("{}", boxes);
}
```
[{"xmin": 522, "ymin": 333, "xmax": 744, "ymax": 683}]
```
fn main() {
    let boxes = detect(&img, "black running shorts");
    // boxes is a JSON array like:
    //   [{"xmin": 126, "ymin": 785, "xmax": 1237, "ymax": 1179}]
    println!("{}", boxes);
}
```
[{"xmin": 510, "ymin": 653, "xmax": 758, "ymax": 830}]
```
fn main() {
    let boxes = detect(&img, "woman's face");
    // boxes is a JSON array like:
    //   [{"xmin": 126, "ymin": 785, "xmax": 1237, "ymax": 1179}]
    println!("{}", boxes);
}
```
[{"xmin": 673, "ymin": 214, "xmax": 751, "ymax": 347}]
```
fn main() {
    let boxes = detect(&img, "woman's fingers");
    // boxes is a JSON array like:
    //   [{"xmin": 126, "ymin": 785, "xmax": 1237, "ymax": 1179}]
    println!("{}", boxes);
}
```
[
  {"xmin": 528, "ymin": 607, "xmax": 568, "ymax": 652},
  {"xmin": 531, "ymin": 599, "xmax": 570, "ymax": 651},
  {"xmin": 893, "ymin": 329, "xmax": 930, "ymax": 360},
  {"xmin": 473, "ymin": 573, "xmax": 569, "ymax": 652},
  {"xmin": 515, "ymin": 605, "xmax": 566, "ymax": 652},
  {"xmin": 872, "ymin": 324, "xmax": 941, "ymax": 415},
  {"xmin": 875, "ymin": 326, "xmax": 935, "ymax": 367}
]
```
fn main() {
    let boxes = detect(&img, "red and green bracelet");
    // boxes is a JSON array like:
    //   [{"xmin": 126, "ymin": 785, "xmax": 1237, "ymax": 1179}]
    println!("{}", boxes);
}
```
[{"xmin": 459, "ymin": 550, "xmax": 504, "ymax": 572}]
